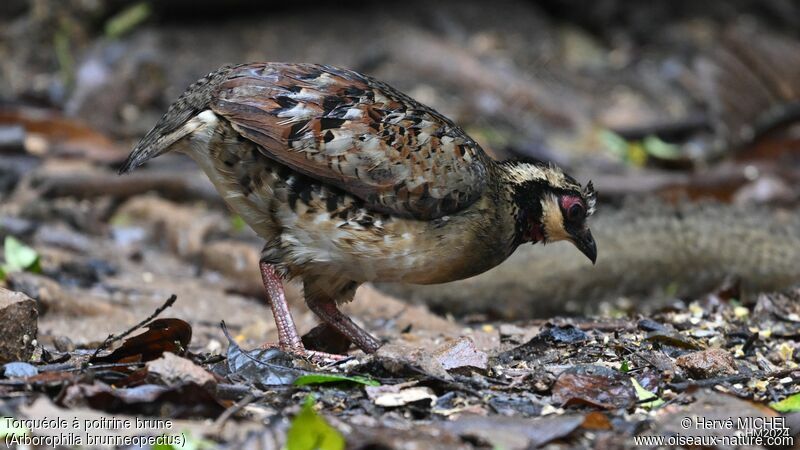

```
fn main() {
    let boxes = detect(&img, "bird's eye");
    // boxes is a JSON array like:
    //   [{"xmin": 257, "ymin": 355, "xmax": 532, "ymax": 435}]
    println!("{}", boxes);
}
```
[{"xmin": 567, "ymin": 203, "xmax": 584, "ymax": 221}]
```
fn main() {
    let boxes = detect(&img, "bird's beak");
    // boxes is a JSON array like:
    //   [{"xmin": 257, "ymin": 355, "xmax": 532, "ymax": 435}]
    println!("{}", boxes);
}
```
[{"xmin": 571, "ymin": 228, "xmax": 597, "ymax": 264}]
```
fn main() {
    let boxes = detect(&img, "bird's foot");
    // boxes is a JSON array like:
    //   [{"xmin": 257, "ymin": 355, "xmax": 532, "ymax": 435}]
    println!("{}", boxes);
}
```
[{"xmin": 259, "ymin": 343, "xmax": 349, "ymax": 364}]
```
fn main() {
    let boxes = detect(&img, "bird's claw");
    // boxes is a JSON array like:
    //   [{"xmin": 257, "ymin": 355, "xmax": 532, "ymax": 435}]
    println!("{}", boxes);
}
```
[{"xmin": 259, "ymin": 342, "xmax": 349, "ymax": 364}]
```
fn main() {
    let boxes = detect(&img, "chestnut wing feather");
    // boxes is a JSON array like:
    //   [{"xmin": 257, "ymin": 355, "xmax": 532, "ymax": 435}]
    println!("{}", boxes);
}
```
[{"xmin": 209, "ymin": 63, "xmax": 490, "ymax": 219}]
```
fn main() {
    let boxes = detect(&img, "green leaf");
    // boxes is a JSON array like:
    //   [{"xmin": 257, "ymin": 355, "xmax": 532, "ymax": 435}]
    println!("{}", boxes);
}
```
[
  {"xmin": 293, "ymin": 373, "xmax": 380, "ymax": 387},
  {"xmin": 53, "ymin": 28, "xmax": 75, "ymax": 86},
  {"xmin": 664, "ymin": 282, "xmax": 680, "ymax": 298},
  {"xmin": 599, "ymin": 129, "xmax": 629, "ymax": 159},
  {"xmin": 3, "ymin": 236, "xmax": 40, "ymax": 273},
  {"xmin": 152, "ymin": 438, "xmax": 179, "ymax": 450},
  {"xmin": 110, "ymin": 212, "xmax": 132, "ymax": 226},
  {"xmin": 642, "ymin": 135, "xmax": 681, "ymax": 160},
  {"xmin": 230, "ymin": 215, "xmax": 247, "ymax": 232},
  {"xmin": 619, "ymin": 360, "xmax": 630, "ymax": 373},
  {"xmin": 105, "ymin": 2, "xmax": 151, "ymax": 38},
  {"xmin": 0, "ymin": 417, "xmax": 30, "ymax": 439},
  {"xmin": 286, "ymin": 396, "xmax": 345, "ymax": 450},
  {"xmin": 631, "ymin": 378, "xmax": 664, "ymax": 409},
  {"xmin": 598, "ymin": 129, "xmax": 648, "ymax": 166},
  {"xmin": 152, "ymin": 431, "xmax": 215, "ymax": 450},
  {"xmin": 770, "ymin": 393, "xmax": 800, "ymax": 413}
]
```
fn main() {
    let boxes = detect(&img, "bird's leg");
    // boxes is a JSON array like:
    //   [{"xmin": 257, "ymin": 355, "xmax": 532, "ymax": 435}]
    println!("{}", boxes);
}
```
[
  {"xmin": 259, "ymin": 262, "xmax": 346, "ymax": 362},
  {"xmin": 260, "ymin": 262, "xmax": 302, "ymax": 349},
  {"xmin": 306, "ymin": 294, "xmax": 382, "ymax": 354}
]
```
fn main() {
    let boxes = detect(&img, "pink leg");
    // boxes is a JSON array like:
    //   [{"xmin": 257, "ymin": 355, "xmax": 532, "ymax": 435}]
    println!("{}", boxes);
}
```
[
  {"xmin": 260, "ymin": 262, "xmax": 346, "ymax": 362},
  {"xmin": 306, "ymin": 296, "xmax": 382, "ymax": 354},
  {"xmin": 260, "ymin": 262, "xmax": 302, "ymax": 349}
]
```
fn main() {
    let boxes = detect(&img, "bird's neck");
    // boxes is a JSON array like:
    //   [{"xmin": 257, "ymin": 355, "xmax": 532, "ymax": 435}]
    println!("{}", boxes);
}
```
[{"xmin": 493, "ymin": 161, "xmax": 549, "ymax": 248}]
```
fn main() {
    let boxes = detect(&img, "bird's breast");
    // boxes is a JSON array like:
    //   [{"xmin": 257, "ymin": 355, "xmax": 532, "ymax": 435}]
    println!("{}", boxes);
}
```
[{"xmin": 278, "ymin": 185, "xmax": 517, "ymax": 284}]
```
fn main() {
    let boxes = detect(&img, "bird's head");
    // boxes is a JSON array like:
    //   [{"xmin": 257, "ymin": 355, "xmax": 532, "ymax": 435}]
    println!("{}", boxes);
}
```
[{"xmin": 503, "ymin": 161, "xmax": 597, "ymax": 264}]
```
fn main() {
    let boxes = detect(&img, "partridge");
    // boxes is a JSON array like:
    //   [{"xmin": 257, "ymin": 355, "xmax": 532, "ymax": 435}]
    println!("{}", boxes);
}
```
[{"xmin": 120, "ymin": 63, "xmax": 597, "ymax": 360}]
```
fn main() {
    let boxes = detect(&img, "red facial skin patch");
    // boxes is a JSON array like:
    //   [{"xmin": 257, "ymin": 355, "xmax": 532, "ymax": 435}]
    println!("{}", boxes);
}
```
[{"xmin": 560, "ymin": 195, "xmax": 583, "ymax": 212}]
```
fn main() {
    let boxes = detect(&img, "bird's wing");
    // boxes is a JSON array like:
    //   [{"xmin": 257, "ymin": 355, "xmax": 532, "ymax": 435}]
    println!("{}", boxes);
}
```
[{"xmin": 210, "ymin": 63, "xmax": 490, "ymax": 219}]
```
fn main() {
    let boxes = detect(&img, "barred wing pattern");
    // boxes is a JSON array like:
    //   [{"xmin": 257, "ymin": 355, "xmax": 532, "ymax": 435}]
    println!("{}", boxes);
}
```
[{"xmin": 210, "ymin": 63, "xmax": 491, "ymax": 219}]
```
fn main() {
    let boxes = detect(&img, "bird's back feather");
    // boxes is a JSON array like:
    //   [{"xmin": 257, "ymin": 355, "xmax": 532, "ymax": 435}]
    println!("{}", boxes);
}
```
[{"xmin": 209, "ymin": 63, "xmax": 492, "ymax": 219}]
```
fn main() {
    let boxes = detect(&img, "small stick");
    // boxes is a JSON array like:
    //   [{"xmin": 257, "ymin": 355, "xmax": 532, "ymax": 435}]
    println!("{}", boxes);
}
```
[
  {"xmin": 215, "ymin": 383, "xmax": 254, "ymax": 400},
  {"xmin": 88, "ymin": 294, "xmax": 178, "ymax": 362},
  {"xmin": 668, "ymin": 367, "xmax": 798, "ymax": 391},
  {"xmin": 407, "ymin": 365, "xmax": 483, "ymax": 399},
  {"xmin": 72, "ymin": 362, "xmax": 147, "ymax": 371},
  {"xmin": 212, "ymin": 392, "xmax": 257, "ymax": 434}
]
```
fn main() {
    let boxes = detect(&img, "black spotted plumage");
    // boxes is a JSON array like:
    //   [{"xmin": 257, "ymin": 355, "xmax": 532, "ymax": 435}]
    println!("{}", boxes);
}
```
[
  {"xmin": 119, "ymin": 62, "xmax": 597, "ymax": 361},
  {"xmin": 208, "ymin": 63, "xmax": 492, "ymax": 220}
]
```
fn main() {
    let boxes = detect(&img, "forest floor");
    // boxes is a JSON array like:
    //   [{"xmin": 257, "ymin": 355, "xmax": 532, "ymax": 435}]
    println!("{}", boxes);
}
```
[{"xmin": 0, "ymin": 147, "xmax": 798, "ymax": 449}]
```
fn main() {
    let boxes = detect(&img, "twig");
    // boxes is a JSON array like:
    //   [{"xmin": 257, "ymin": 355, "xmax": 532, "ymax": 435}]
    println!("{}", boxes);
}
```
[
  {"xmin": 741, "ymin": 332, "xmax": 758, "ymax": 355},
  {"xmin": 620, "ymin": 344, "xmax": 660, "ymax": 371},
  {"xmin": 36, "ymin": 362, "xmax": 76, "ymax": 372},
  {"xmin": 88, "ymin": 294, "xmax": 177, "ymax": 362},
  {"xmin": 213, "ymin": 392, "xmax": 258, "ymax": 434},
  {"xmin": 72, "ymin": 362, "xmax": 147, "ymax": 372},
  {"xmin": 611, "ymin": 113, "xmax": 711, "ymax": 142},
  {"xmin": 407, "ymin": 365, "xmax": 483, "ymax": 399},
  {"xmin": 35, "ymin": 170, "xmax": 223, "ymax": 205},
  {"xmin": 585, "ymin": 160, "xmax": 800, "ymax": 202},
  {"xmin": 668, "ymin": 367, "xmax": 798, "ymax": 391},
  {"xmin": 658, "ymin": 390, "xmax": 690, "ymax": 409},
  {"xmin": 215, "ymin": 383, "xmax": 254, "ymax": 401},
  {"xmin": 525, "ymin": 318, "xmax": 637, "ymax": 332},
  {"xmin": 321, "ymin": 356, "xmax": 356, "ymax": 368}
]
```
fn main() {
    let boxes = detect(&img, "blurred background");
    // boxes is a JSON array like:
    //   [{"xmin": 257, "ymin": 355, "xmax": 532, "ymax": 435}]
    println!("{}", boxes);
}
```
[{"xmin": 1, "ymin": 0, "xmax": 799, "ymax": 342}]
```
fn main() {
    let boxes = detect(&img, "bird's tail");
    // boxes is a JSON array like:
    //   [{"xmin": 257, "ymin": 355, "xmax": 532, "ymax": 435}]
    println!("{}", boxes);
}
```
[
  {"xmin": 118, "ymin": 64, "xmax": 236, "ymax": 174},
  {"xmin": 117, "ymin": 109, "xmax": 197, "ymax": 174}
]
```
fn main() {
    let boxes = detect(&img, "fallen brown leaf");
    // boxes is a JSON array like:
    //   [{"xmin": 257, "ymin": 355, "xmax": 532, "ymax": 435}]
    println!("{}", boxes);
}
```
[
  {"xmin": 581, "ymin": 411, "xmax": 613, "ymax": 430},
  {"xmin": 552, "ymin": 365, "xmax": 636, "ymax": 410},
  {"xmin": 433, "ymin": 337, "xmax": 488, "ymax": 372},
  {"xmin": 90, "ymin": 318, "xmax": 192, "ymax": 364},
  {"xmin": 675, "ymin": 348, "xmax": 737, "ymax": 379},
  {"xmin": 146, "ymin": 352, "xmax": 217, "ymax": 388},
  {"xmin": 0, "ymin": 106, "xmax": 125, "ymax": 162}
]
